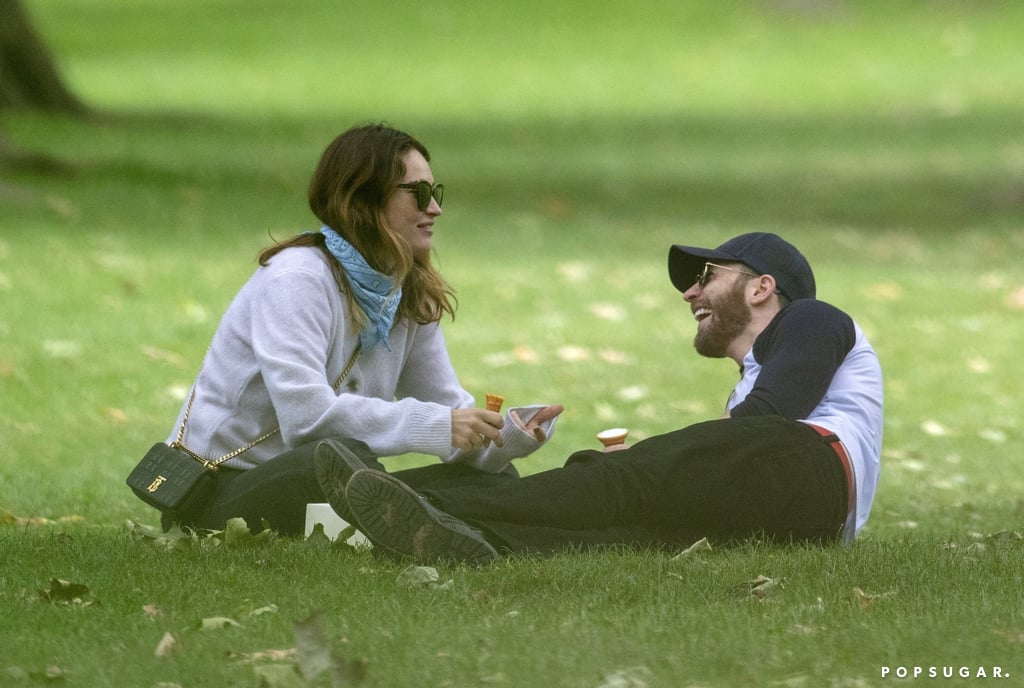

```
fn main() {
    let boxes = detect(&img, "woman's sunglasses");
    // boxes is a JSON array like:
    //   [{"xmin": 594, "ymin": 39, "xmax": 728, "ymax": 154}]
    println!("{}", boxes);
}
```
[{"xmin": 397, "ymin": 181, "xmax": 444, "ymax": 210}]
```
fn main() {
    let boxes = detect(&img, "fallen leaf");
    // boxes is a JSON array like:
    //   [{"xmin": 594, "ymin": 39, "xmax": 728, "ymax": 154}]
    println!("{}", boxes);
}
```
[
  {"xmin": 218, "ymin": 517, "xmax": 278, "ymax": 547},
  {"xmin": 921, "ymin": 419, "xmax": 952, "ymax": 437},
  {"xmin": 397, "ymin": 565, "xmax": 439, "ymax": 586},
  {"xmin": 596, "ymin": 665, "xmax": 652, "ymax": 688},
  {"xmin": 589, "ymin": 303, "xmax": 627, "ymax": 322},
  {"xmin": 334, "ymin": 524, "xmax": 362, "ymax": 548},
  {"xmin": 0, "ymin": 508, "xmax": 81, "ymax": 527},
  {"xmin": 671, "ymin": 537, "xmax": 712, "ymax": 561},
  {"xmin": 512, "ymin": 345, "xmax": 538, "ymax": 363},
  {"xmin": 616, "ymin": 385, "xmax": 648, "ymax": 401},
  {"xmin": 249, "ymin": 604, "xmax": 279, "ymax": 617},
  {"xmin": 966, "ymin": 356, "xmax": 992, "ymax": 373},
  {"xmin": 986, "ymin": 530, "xmax": 1023, "ymax": 542},
  {"xmin": 1006, "ymin": 286, "xmax": 1024, "ymax": 310},
  {"xmin": 154, "ymin": 632, "xmax": 178, "ymax": 657},
  {"xmin": 294, "ymin": 611, "xmax": 368, "ymax": 686},
  {"xmin": 396, "ymin": 565, "xmax": 453, "ymax": 589},
  {"xmin": 483, "ymin": 351, "xmax": 516, "ymax": 367},
  {"xmin": 252, "ymin": 664, "xmax": 304, "ymax": 688},
  {"xmin": 864, "ymin": 282, "xmax": 903, "ymax": 301},
  {"xmin": 742, "ymin": 575, "xmax": 784, "ymax": 599},
  {"xmin": 200, "ymin": 616, "xmax": 242, "ymax": 631},
  {"xmin": 556, "ymin": 345, "xmax": 591, "ymax": 362},
  {"xmin": 789, "ymin": 624, "xmax": 821, "ymax": 635},
  {"xmin": 598, "ymin": 349, "xmax": 630, "ymax": 364},
  {"xmin": 978, "ymin": 428, "xmax": 1007, "ymax": 444},
  {"xmin": 852, "ymin": 587, "xmax": 876, "ymax": 609},
  {"xmin": 30, "ymin": 665, "xmax": 67, "ymax": 683},
  {"xmin": 557, "ymin": 261, "xmax": 591, "ymax": 282},
  {"xmin": 42, "ymin": 339, "xmax": 82, "ymax": 359},
  {"xmin": 126, "ymin": 520, "xmax": 201, "ymax": 550},
  {"xmin": 141, "ymin": 345, "xmax": 187, "ymax": 367},
  {"xmin": 541, "ymin": 196, "xmax": 569, "ymax": 218},
  {"xmin": 851, "ymin": 586, "xmax": 895, "ymax": 609},
  {"xmin": 101, "ymin": 407, "xmax": 128, "ymax": 424},
  {"xmin": 306, "ymin": 522, "xmax": 331, "ymax": 545},
  {"xmin": 993, "ymin": 629, "xmax": 1024, "ymax": 644},
  {"xmin": 38, "ymin": 578, "xmax": 89, "ymax": 603},
  {"xmin": 230, "ymin": 648, "xmax": 297, "ymax": 663},
  {"xmin": 294, "ymin": 611, "xmax": 335, "ymax": 682},
  {"xmin": 143, "ymin": 604, "xmax": 163, "ymax": 619},
  {"xmin": 479, "ymin": 672, "xmax": 509, "ymax": 684}
]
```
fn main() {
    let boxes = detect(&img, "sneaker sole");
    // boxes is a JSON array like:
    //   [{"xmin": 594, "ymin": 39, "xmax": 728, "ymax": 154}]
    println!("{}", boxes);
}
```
[
  {"xmin": 313, "ymin": 440, "xmax": 369, "ymax": 523},
  {"xmin": 345, "ymin": 470, "xmax": 499, "ymax": 565}
]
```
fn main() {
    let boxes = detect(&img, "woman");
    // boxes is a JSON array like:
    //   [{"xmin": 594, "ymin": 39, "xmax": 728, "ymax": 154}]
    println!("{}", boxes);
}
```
[{"xmin": 153, "ymin": 123, "xmax": 562, "ymax": 535}]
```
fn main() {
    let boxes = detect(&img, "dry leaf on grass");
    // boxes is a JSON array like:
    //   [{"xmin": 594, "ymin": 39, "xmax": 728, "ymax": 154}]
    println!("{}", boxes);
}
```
[
  {"xmin": 200, "ymin": 616, "xmax": 243, "ymax": 631},
  {"xmin": 38, "ymin": 578, "xmax": 90, "ymax": 604},
  {"xmin": 294, "ymin": 610, "xmax": 368, "ymax": 686},
  {"xmin": 741, "ymin": 575, "xmax": 784, "ymax": 598},
  {"xmin": 596, "ymin": 665, "xmax": 652, "ymax": 688},
  {"xmin": 154, "ymin": 632, "xmax": 178, "ymax": 657},
  {"xmin": 993, "ymin": 629, "xmax": 1024, "ymax": 644},
  {"xmin": 851, "ymin": 586, "xmax": 896, "ymax": 609},
  {"xmin": 396, "ymin": 565, "xmax": 453, "ymax": 589},
  {"xmin": 671, "ymin": 537, "xmax": 712, "ymax": 561},
  {"xmin": 249, "ymin": 604, "xmax": 279, "ymax": 617},
  {"xmin": 3, "ymin": 508, "xmax": 84, "ymax": 527},
  {"xmin": 252, "ymin": 664, "xmax": 304, "ymax": 688},
  {"xmin": 229, "ymin": 648, "xmax": 298, "ymax": 663}
]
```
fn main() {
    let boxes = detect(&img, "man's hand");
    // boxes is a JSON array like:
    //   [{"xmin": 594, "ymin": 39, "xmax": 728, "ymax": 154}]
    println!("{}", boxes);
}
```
[
  {"xmin": 451, "ymin": 408, "xmax": 503, "ymax": 451},
  {"xmin": 510, "ymin": 404, "xmax": 564, "ymax": 442}
]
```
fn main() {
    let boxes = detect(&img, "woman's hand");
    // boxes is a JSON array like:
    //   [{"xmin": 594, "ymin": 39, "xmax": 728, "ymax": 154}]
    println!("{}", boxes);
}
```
[
  {"xmin": 510, "ymin": 404, "xmax": 564, "ymax": 442},
  {"xmin": 451, "ymin": 408, "xmax": 504, "ymax": 451}
]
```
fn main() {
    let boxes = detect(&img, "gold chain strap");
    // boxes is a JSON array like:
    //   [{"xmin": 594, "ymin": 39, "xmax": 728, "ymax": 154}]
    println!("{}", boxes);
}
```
[{"xmin": 173, "ymin": 343, "xmax": 362, "ymax": 470}]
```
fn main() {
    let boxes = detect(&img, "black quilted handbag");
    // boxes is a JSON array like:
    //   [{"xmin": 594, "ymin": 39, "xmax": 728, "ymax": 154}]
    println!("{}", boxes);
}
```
[{"xmin": 126, "ymin": 442, "xmax": 216, "ymax": 514}]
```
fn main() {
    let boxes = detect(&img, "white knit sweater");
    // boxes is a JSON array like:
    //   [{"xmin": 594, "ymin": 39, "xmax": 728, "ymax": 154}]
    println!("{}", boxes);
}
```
[{"xmin": 167, "ymin": 246, "xmax": 553, "ymax": 472}]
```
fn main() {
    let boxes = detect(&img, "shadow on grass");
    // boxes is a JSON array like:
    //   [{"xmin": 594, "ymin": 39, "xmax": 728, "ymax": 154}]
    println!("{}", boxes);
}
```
[{"xmin": 4, "ymin": 106, "xmax": 1024, "ymax": 233}]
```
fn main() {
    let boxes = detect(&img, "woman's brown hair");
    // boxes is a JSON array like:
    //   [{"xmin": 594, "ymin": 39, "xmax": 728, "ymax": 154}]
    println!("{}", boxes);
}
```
[{"xmin": 258, "ymin": 124, "xmax": 456, "ymax": 328}]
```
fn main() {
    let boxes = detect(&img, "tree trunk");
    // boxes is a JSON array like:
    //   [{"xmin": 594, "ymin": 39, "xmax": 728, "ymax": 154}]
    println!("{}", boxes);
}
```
[{"xmin": 0, "ymin": 0, "xmax": 85, "ymax": 113}]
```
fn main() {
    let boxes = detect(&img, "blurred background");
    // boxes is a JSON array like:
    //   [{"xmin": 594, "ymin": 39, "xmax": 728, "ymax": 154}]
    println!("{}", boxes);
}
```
[{"xmin": 2, "ymin": 0, "xmax": 1022, "ymax": 532}]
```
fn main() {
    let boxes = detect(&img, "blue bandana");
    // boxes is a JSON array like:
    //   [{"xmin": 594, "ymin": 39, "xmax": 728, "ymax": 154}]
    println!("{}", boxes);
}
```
[{"xmin": 319, "ymin": 225, "xmax": 402, "ymax": 351}]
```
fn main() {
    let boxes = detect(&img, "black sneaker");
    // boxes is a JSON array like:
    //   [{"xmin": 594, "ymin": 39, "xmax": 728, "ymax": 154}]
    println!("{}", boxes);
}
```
[
  {"xmin": 345, "ymin": 469, "xmax": 500, "ymax": 565},
  {"xmin": 313, "ymin": 439, "xmax": 375, "ymax": 523}
]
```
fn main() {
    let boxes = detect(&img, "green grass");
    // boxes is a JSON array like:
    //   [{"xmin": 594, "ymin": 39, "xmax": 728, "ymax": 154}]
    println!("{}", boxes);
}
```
[{"xmin": 2, "ymin": 0, "xmax": 1024, "ymax": 685}]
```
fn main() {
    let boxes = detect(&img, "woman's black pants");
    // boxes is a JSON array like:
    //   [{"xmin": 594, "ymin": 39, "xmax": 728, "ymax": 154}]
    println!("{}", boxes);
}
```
[{"xmin": 161, "ymin": 439, "xmax": 518, "ymax": 536}]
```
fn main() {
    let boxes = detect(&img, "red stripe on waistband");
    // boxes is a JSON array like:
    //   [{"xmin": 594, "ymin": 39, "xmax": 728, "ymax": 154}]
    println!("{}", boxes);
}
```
[{"xmin": 806, "ymin": 423, "xmax": 855, "ymax": 517}]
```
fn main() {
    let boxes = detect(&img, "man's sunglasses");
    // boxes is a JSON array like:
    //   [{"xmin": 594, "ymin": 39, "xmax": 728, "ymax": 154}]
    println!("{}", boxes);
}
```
[
  {"xmin": 696, "ymin": 262, "xmax": 759, "ymax": 289},
  {"xmin": 397, "ymin": 181, "xmax": 444, "ymax": 210}
]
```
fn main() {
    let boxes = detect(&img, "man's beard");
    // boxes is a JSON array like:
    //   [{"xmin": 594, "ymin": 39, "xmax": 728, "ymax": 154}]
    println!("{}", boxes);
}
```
[{"xmin": 693, "ymin": 281, "xmax": 752, "ymax": 358}]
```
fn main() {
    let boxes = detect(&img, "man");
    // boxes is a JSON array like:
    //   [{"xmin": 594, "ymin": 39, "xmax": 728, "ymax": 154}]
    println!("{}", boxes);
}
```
[{"xmin": 316, "ymin": 233, "xmax": 883, "ymax": 563}]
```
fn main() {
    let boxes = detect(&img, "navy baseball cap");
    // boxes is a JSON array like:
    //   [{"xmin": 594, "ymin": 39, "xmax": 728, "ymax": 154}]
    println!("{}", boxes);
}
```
[{"xmin": 668, "ymin": 232, "xmax": 816, "ymax": 300}]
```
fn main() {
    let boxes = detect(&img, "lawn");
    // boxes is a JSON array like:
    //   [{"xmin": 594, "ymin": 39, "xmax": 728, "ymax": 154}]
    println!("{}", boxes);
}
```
[{"xmin": 2, "ymin": 1, "xmax": 1023, "ymax": 686}]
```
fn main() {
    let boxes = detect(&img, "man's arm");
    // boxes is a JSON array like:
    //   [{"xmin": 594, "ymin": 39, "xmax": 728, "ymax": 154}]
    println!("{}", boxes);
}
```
[{"xmin": 729, "ymin": 301, "xmax": 855, "ymax": 420}]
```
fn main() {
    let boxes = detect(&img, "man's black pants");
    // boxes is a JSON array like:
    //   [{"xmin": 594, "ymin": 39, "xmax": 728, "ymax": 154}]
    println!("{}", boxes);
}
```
[{"xmin": 422, "ymin": 415, "xmax": 849, "ymax": 554}]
